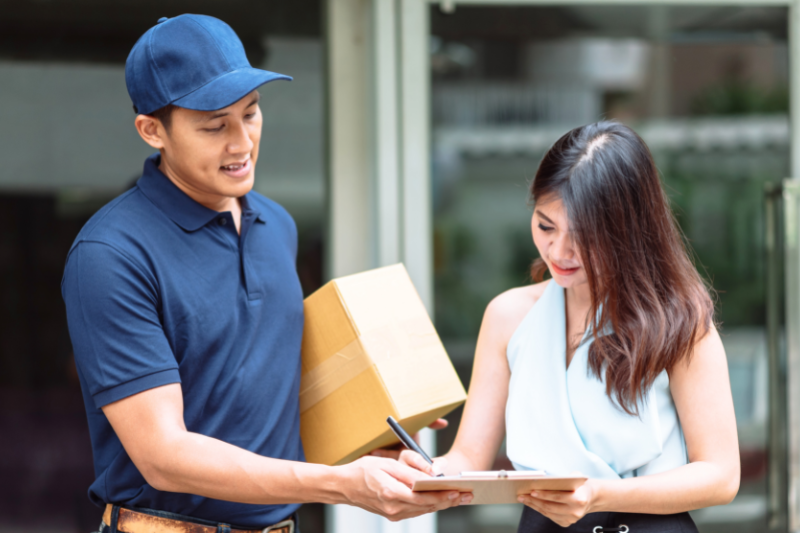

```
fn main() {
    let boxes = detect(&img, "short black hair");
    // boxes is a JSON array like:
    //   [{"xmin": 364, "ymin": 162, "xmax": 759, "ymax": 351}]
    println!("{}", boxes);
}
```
[{"xmin": 133, "ymin": 104, "xmax": 176, "ymax": 131}]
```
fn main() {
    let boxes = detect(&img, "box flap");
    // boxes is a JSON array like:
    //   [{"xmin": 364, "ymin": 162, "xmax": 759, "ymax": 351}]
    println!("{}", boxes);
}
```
[
  {"xmin": 301, "ymin": 281, "xmax": 358, "ymax": 374},
  {"xmin": 334, "ymin": 264, "xmax": 467, "ymax": 418}
]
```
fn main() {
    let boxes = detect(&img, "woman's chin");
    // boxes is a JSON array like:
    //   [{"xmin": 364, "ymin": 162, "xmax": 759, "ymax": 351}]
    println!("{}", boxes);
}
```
[
  {"xmin": 551, "ymin": 275, "xmax": 570, "ymax": 288},
  {"xmin": 550, "ymin": 272, "xmax": 587, "ymax": 289}
]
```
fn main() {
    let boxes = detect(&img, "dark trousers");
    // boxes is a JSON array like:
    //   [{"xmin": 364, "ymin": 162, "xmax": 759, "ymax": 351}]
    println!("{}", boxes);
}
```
[{"xmin": 518, "ymin": 506, "xmax": 699, "ymax": 533}]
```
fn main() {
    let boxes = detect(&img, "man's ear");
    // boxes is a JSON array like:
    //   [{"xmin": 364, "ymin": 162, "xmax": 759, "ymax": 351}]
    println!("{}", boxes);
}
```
[{"xmin": 135, "ymin": 115, "xmax": 167, "ymax": 149}]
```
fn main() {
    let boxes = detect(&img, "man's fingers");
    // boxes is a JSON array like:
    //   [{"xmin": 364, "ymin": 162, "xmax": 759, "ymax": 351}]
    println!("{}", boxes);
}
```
[
  {"xmin": 431, "ymin": 457, "xmax": 448, "ymax": 476},
  {"xmin": 370, "ymin": 448, "xmax": 401, "ymax": 460},
  {"xmin": 377, "ymin": 462, "xmax": 471, "ymax": 509},
  {"xmin": 383, "ymin": 457, "xmax": 433, "ymax": 486},
  {"xmin": 377, "ymin": 470, "xmax": 458, "ymax": 506},
  {"xmin": 399, "ymin": 450, "xmax": 435, "ymax": 475},
  {"xmin": 403, "ymin": 488, "xmax": 472, "ymax": 510}
]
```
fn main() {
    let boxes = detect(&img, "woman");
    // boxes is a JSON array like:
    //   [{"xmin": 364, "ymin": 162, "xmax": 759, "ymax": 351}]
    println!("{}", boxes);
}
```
[{"xmin": 403, "ymin": 122, "xmax": 740, "ymax": 531}]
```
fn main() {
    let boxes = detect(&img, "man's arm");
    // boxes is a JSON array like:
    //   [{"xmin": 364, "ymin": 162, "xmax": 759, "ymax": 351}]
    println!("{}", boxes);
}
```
[{"xmin": 103, "ymin": 382, "xmax": 469, "ymax": 520}]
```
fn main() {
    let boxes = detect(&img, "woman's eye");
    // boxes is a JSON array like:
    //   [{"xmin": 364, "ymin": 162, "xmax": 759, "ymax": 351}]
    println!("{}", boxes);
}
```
[
  {"xmin": 204, "ymin": 125, "xmax": 224, "ymax": 133},
  {"xmin": 537, "ymin": 223, "xmax": 554, "ymax": 232},
  {"xmin": 245, "ymin": 113, "xmax": 256, "ymax": 120}
]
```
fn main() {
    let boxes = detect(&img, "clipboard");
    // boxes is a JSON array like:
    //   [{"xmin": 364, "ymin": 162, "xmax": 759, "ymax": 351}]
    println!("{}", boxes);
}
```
[{"xmin": 412, "ymin": 470, "xmax": 587, "ymax": 505}]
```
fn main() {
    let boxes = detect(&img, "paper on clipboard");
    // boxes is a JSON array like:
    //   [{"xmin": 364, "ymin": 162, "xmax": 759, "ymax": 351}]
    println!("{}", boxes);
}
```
[{"xmin": 412, "ymin": 470, "xmax": 587, "ymax": 505}]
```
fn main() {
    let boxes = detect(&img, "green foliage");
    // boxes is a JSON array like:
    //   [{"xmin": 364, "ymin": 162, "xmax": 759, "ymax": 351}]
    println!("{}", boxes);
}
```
[
  {"xmin": 691, "ymin": 82, "xmax": 788, "ymax": 116},
  {"xmin": 433, "ymin": 224, "xmax": 487, "ymax": 339}
]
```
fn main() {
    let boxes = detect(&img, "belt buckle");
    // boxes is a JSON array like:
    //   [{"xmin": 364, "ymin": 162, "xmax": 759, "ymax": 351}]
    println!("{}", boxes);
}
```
[{"xmin": 262, "ymin": 518, "xmax": 294, "ymax": 533}]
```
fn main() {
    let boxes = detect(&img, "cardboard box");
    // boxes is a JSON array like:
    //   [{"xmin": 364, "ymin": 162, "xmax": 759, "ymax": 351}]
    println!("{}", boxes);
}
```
[{"xmin": 299, "ymin": 264, "xmax": 467, "ymax": 466}]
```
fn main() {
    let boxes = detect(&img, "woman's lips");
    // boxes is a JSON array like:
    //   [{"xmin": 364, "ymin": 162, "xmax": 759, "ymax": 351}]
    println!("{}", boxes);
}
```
[
  {"xmin": 220, "ymin": 158, "xmax": 251, "ymax": 178},
  {"xmin": 550, "ymin": 262, "xmax": 580, "ymax": 276}
]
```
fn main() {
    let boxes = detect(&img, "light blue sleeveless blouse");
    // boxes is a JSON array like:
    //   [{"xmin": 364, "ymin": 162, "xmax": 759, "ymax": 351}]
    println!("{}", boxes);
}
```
[{"xmin": 505, "ymin": 280, "xmax": 687, "ymax": 479}]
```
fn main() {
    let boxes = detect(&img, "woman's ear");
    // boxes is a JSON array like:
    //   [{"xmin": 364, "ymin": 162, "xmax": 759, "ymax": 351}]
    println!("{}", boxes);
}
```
[{"xmin": 134, "ymin": 114, "xmax": 167, "ymax": 150}]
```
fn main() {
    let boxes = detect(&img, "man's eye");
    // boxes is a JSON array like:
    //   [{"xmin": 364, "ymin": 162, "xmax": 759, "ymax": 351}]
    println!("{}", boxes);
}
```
[{"xmin": 538, "ymin": 223, "xmax": 554, "ymax": 232}]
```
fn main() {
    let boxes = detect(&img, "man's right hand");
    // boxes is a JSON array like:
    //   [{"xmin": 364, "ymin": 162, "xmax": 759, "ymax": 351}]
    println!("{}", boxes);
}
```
[
  {"xmin": 102, "ymin": 383, "xmax": 470, "ymax": 518},
  {"xmin": 336, "ymin": 455, "xmax": 472, "ymax": 521}
]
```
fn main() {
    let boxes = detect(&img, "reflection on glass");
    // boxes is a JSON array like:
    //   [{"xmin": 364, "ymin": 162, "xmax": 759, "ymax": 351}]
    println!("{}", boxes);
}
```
[{"xmin": 431, "ymin": 6, "xmax": 786, "ymax": 533}]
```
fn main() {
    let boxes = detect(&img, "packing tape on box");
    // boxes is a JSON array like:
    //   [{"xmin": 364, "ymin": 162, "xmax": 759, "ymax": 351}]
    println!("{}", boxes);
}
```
[
  {"xmin": 299, "ymin": 320, "xmax": 439, "ymax": 414},
  {"xmin": 299, "ymin": 339, "xmax": 373, "ymax": 413}
]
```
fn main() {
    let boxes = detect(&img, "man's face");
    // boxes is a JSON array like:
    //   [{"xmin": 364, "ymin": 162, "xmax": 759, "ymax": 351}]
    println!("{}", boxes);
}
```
[{"xmin": 158, "ymin": 91, "xmax": 262, "ymax": 205}]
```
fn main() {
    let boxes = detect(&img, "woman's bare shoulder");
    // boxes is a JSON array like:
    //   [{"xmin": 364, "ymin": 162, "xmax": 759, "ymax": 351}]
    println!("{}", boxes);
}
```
[{"xmin": 484, "ymin": 280, "xmax": 550, "ymax": 336}]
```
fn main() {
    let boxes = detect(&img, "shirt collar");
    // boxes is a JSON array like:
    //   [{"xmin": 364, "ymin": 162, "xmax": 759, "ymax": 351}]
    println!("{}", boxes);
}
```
[
  {"xmin": 136, "ymin": 153, "xmax": 264, "ymax": 231},
  {"xmin": 239, "ymin": 194, "xmax": 267, "ymax": 225}
]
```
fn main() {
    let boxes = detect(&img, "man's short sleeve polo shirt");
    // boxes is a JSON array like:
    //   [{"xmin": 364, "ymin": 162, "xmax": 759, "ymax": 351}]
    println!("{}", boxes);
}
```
[{"xmin": 62, "ymin": 153, "xmax": 305, "ymax": 527}]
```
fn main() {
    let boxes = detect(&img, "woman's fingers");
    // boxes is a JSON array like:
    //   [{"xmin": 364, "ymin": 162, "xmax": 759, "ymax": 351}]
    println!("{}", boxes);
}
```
[
  {"xmin": 519, "ymin": 491, "xmax": 583, "ymax": 528},
  {"xmin": 528, "ymin": 489, "xmax": 573, "ymax": 502},
  {"xmin": 427, "ymin": 418, "xmax": 449, "ymax": 430}
]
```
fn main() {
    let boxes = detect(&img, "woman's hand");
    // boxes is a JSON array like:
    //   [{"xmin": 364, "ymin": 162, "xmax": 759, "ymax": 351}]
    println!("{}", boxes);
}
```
[{"xmin": 518, "ymin": 478, "xmax": 598, "ymax": 528}]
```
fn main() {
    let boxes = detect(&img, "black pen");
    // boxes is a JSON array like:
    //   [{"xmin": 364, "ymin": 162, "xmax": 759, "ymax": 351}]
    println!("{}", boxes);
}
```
[{"xmin": 386, "ymin": 416, "xmax": 444, "ymax": 477}]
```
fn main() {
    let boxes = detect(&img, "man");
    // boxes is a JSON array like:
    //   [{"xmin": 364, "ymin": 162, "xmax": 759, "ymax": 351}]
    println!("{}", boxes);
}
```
[{"xmin": 62, "ymin": 14, "xmax": 470, "ymax": 533}]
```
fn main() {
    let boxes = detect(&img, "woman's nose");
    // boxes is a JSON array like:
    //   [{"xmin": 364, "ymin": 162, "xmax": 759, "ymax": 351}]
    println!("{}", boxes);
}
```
[{"xmin": 550, "ymin": 233, "xmax": 574, "ymax": 261}]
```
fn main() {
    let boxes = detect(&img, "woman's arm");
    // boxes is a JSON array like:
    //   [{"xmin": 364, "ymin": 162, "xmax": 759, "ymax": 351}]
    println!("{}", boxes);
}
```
[
  {"xmin": 402, "ymin": 285, "xmax": 545, "ymax": 476},
  {"xmin": 520, "ymin": 324, "xmax": 740, "ymax": 526}
]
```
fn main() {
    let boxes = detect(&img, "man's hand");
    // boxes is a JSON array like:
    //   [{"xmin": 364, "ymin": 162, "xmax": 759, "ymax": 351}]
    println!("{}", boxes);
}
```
[
  {"xmin": 336, "ymin": 455, "xmax": 471, "ymax": 520},
  {"xmin": 370, "ymin": 418, "xmax": 448, "ymax": 460},
  {"xmin": 397, "ymin": 450, "xmax": 448, "ymax": 477}
]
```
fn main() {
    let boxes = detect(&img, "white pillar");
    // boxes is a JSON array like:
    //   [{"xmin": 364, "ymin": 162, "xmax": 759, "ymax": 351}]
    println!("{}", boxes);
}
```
[
  {"xmin": 327, "ymin": 0, "xmax": 437, "ymax": 532},
  {"xmin": 399, "ymin": 0, "xmax": 433, "ymax": 314},
  {"xmin": 327, "ymin": 0, "xmax": 371, "ymax": 280},
  {"xmin": 374, "ymin": 0, "xmax": 402, "ymax": 266}
]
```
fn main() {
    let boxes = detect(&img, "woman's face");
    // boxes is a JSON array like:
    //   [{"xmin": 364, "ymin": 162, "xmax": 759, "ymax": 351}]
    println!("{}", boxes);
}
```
[{"xmin": 531, "ymin": 195, "xmax": 589, "ymax": 290}]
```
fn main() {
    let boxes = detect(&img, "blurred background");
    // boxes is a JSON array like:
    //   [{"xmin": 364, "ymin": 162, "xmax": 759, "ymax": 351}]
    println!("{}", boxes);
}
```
[{"xmin": 0, "ymin": 2, "xmax": 794, "ymax": 533}]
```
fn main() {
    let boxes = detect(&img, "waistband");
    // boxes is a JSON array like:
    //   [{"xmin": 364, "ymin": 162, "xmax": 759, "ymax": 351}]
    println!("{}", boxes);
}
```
[{"xmin": 102, "ymin": 503, "xmax": 296, "ymax": 533}]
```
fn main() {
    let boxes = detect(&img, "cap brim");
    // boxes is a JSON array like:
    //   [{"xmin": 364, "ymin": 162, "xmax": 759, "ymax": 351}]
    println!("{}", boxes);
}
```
[{"xmin": 172, "ymin": 67, "xmax": 292, "ymax": 112}]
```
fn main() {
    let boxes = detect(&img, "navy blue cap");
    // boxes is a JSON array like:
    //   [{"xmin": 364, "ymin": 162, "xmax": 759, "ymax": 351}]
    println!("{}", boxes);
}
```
[{"xmin": 126, "ymin": 14, "xmax": 291, "ymax": 115}]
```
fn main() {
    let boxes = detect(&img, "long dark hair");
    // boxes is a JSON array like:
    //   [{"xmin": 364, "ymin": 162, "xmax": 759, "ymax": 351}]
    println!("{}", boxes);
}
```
[{"xmin": 530, "ymin": 121, "xmax": 714, "ymax": 415}]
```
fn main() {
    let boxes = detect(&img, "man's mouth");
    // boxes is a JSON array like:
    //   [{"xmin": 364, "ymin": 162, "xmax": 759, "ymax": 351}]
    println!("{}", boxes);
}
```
[
  {"xmin": 220, "ymin": 159, "xmax": 252, "ymax": 177},
  {"xmin": 222, "ymin": 161, "xmax": 247, "ymax": 171}
]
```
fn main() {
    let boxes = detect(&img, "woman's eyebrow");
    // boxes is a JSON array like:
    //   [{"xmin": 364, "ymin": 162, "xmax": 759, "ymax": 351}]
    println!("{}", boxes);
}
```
[{"xmin": 535, "ymin": 210, "xmax": 555, "ymax": 224}]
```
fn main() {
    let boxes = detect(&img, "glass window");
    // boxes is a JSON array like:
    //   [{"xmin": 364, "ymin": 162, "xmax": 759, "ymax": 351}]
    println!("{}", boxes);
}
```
[
  {"xmin": 0, "ymin": 3, "xmax": 325, "ymax": 532},
  {"xmin": 431, "ymin": 6, "xmax": 787, "ymax": 533}
]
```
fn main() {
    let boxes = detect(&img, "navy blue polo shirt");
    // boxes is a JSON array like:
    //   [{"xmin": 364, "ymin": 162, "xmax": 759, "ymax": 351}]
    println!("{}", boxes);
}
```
[{"xmin": 62, "ymin": 153, "xmax": 305, "ymax": 527}]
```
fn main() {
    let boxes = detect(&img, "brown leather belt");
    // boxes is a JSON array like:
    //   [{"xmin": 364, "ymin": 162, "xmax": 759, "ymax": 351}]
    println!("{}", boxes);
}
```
[{"xmin": 103, "ymin": 504, "xmax": 295, "ymax": 533}]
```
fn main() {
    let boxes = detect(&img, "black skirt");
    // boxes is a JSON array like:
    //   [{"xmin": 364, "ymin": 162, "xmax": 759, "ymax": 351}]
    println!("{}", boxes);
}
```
[{"xmin": 518, "ymin": 507, "xmax": 699, "ymax": 533}]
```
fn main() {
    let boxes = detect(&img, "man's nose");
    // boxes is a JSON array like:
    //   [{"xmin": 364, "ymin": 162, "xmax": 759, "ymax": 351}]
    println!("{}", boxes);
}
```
[{"xmin": 228, "ymin": 121, "xmax": 254, "ymax": 153}]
